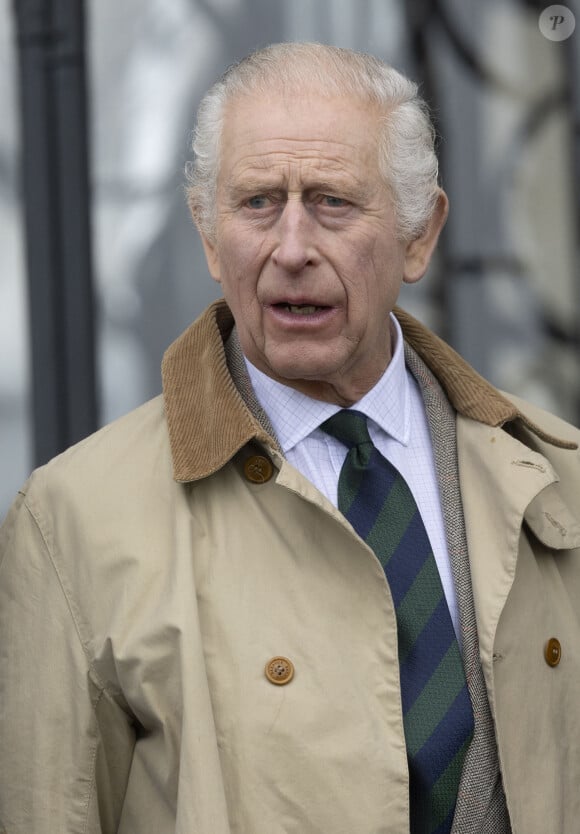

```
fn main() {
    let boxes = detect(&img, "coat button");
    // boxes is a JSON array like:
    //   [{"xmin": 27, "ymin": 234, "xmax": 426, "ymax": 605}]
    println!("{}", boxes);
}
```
[
  {"xmin": 265, "ymin": 656, "xmax": 294, "ymax": 685},
  {"xmin": 544, "ymin": 637, "xmax": 562, "ymax": 667},
  {"xmin": 244, "ymin": 454, "xmax": 274, "ymax": 484}
]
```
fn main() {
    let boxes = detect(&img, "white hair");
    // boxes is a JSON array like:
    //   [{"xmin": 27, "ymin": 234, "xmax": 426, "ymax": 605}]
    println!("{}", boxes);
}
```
[{"xmin": 186, "ymin": 42, "xmax": 441, "ymax": 242}]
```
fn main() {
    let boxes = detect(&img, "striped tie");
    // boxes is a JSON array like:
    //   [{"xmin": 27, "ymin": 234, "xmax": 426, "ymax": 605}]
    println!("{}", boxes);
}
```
[{"xmin": 321, "ymin": 409, "xmax": 474, "ymax": 834}]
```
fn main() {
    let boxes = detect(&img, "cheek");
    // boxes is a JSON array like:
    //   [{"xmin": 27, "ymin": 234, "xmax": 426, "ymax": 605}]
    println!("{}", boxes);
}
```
[
  {"xmin": 219, "ymin": 233, "xmax": 270, "ymax": 289},
  {"xmin": 339, "ymin": 226, "xmax": 394, "ymax": 279},
  {"xmin": 367, "ymin": 242, "xmax": 407, "ymax": 298},
  {"xmin": 340, "ymin": 252, "xmax": 385, "ymax": 308}
]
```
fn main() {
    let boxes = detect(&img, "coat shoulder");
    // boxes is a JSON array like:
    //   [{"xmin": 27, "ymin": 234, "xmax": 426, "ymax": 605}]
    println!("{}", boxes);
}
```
[
  {"xmin": 39, "ymin": 394, "xmax": 165, "ymax": 471},
  {"xmin": 19, "ymin": 395, "xmax": 173, "ymax": 524}
]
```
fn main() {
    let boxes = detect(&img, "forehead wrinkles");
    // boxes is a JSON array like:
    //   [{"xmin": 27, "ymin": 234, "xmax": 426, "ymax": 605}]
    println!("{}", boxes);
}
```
[
  {"xmin": 218, "ymin": 93, "xmax": 383, "ymax": 194},
  {"xmin": 224, "ymin": 139, "xmax": 379, "ymax": 189},
  {"xmin": 234, "ymin": 148, "xmax": 356, "ymax": 181}
]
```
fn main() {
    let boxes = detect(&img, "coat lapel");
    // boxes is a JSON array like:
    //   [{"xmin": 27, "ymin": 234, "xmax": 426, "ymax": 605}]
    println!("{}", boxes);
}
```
[{"xmin": 456, "ymin": 415, "xmax": 580, "ymax": 679}]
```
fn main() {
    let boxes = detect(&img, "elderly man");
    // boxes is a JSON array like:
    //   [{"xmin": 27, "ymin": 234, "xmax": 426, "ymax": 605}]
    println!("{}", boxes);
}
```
[{"xmin": 1, "ymin": 42, "xmax": 579, "ymax": 834}]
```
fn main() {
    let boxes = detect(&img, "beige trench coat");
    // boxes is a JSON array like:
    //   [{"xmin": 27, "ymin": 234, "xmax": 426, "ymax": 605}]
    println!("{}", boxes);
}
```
[{"xmin": 1, "ymin": 302, "xmax": 579, "ymax": 834}]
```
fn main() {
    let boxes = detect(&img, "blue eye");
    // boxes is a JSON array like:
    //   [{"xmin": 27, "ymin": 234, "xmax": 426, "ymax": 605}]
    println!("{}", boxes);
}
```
[
  {"xmin": 247, "ymin": 195, "xmax": 269, "ymax": 209},
  {"xmin": 322, "ymin": 195, "xmax": 348, "ymax": 208}
]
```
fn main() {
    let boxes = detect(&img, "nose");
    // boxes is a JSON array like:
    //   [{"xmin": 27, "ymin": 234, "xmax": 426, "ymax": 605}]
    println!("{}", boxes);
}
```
[{"xmin": 271, "ymin": 199, "xmax": 317, "ymax": 273}]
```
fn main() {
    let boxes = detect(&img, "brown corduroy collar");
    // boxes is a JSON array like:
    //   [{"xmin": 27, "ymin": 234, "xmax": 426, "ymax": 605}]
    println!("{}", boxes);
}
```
[{"xmin": 162, "ymin": 299, "xmax": 576, "ymax": 482}]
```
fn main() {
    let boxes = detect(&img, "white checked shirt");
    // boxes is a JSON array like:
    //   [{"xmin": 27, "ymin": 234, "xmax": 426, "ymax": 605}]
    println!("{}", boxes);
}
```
[{"xmin": 244, "ymin": 315, "xmax": 460, "ymax": 640}]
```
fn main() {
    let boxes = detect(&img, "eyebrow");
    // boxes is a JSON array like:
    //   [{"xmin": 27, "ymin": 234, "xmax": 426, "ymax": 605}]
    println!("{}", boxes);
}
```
[
  {"xmin": 225, "ymin": 175, "xmax": 371, "ymax": 202},
  {"xmin": 307, "ymin": 178, "xmax": 366, "ymax": 196}
]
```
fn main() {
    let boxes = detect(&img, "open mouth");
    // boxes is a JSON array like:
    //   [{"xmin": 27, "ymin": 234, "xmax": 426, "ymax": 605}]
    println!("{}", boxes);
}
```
[{"xmin": 275, "ymin": 303, "xmax": 328, "ymax": 315}]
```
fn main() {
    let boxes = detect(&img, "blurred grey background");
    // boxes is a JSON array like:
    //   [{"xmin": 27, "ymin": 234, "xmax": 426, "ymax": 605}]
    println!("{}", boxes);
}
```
[{"xmin": 1, "ymin": 0, "xmax": 579, "ymax": 519}]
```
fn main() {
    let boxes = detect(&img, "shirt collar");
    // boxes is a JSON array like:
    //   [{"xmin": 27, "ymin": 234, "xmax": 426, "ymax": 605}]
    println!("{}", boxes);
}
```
[
  {"xmin": 161, "ymin": 300, "xmax": 576, "ymax": 482},
  {"xmin": 245, "ymin": 314, "xmax": 411, "ymax": 454}
]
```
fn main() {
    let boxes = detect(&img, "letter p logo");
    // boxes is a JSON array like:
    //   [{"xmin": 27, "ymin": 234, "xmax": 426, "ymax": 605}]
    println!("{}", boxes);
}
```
[{"xmin": 539, "ymin": 5, "xmax": 576, "ymax": 40}]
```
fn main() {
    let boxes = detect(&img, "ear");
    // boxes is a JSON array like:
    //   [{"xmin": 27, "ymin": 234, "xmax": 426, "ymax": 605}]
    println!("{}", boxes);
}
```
[
  {"xmin": 188, "ymin": 190, "xmax": 222, "ymax": 284},
  {"xmin": 403, "ymin": 189, "xmax": 449, "ymax": 284},
  {"xmin": 199, "ymin": 230, "xmax": 222, "ymax": 284}
]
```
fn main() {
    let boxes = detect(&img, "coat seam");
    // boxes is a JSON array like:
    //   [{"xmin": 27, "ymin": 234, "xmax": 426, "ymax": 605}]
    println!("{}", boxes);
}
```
[
  {"xmin": 22, "ymin": 494, "xmax": 109, "ymax": 694},
  {"xmin": 82, "ymin": 689, "xmax": 103, "ymax": 834}
]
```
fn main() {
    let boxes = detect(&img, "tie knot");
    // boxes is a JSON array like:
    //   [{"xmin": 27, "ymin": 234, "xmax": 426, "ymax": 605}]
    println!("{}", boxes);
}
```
[{"xmin": 320, "ymin": 409, "xmax": 372, "ymax": 450}]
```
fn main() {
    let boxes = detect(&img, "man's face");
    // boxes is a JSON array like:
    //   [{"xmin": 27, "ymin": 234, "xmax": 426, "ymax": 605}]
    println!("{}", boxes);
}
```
[{"xmin": 200, "ymin": 90, "xmax": 443, "ymax": 404}]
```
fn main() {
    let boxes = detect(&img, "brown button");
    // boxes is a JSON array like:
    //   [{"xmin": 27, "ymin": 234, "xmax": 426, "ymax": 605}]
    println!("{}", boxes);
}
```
[
  {"xmin": 544, "ymin": 637, "xmax": 562, "ymax": 667},
  {"xmin": 244, "ymin": 454, "xmax": 274, "ymax": 484},
  {"xmin": 265, "ymin": 656, "xmax": 294, "ymax": 686}
]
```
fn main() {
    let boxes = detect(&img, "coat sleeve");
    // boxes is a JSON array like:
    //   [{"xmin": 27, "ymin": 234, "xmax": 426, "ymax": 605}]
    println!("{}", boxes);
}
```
[{"xmin": 0, "ymin": 485, "xmax": 134, "ymax": 834}]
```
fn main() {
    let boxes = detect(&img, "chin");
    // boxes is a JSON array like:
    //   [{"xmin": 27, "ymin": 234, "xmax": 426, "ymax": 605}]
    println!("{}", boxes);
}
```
[{"xmin": 266, "ymin": 355, "xmax": 342, "ymax": 387}]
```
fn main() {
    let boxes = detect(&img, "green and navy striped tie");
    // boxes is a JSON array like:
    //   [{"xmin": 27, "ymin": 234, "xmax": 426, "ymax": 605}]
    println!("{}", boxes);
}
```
[{"xmin": 321, "ymin": 409, "xmax": 474, "ymax": 834}]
